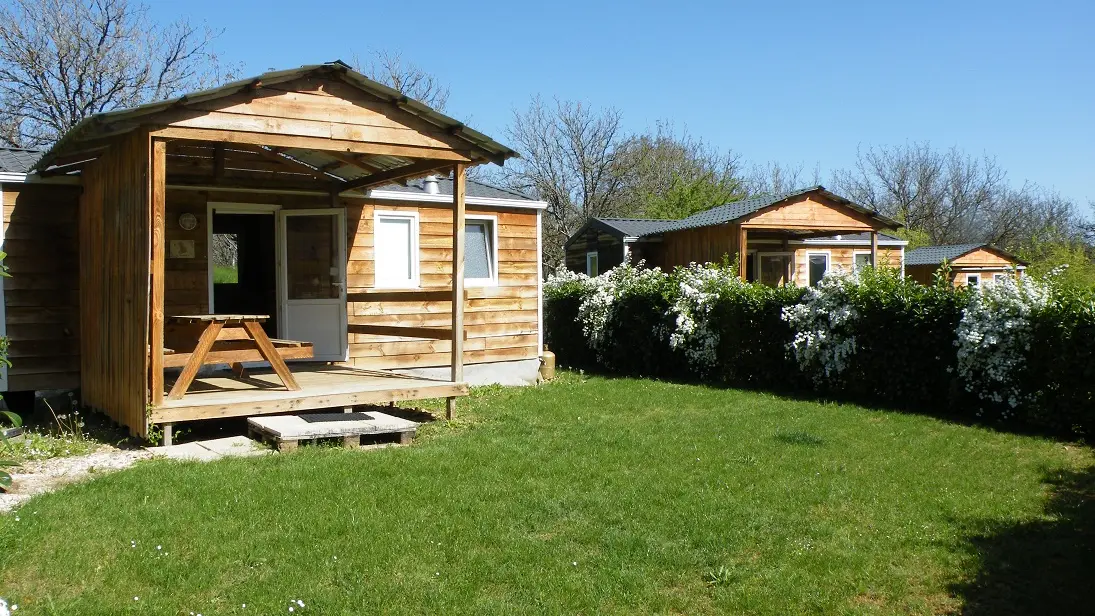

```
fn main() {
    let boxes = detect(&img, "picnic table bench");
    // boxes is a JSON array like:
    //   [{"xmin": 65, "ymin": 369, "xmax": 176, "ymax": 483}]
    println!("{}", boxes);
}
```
[{"xmin": 163, "ymin": 314, "xmax": 313, "ymax": 400}]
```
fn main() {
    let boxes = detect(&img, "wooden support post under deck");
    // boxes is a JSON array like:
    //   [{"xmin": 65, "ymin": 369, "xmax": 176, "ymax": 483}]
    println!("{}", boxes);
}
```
[
  {"xmin": 870, "ymin": 230, "xmax": 879, "ymax": 268},
  {"xmin": 149, "ymin": 138, "xmax": 167, "ymax": 409},
  {"xmin": 738, "ymin": 227, "xmax": 748, "ymax": 281},
  {"xmin": 447, "ymin": 164, "xmax": 466, "ymax": 420}
]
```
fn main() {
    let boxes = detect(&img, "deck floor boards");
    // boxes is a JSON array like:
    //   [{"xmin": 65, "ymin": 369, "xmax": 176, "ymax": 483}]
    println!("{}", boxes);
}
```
[{"xmin": 151, "ymin": 363, "xmax": 466, "ymax": 423}]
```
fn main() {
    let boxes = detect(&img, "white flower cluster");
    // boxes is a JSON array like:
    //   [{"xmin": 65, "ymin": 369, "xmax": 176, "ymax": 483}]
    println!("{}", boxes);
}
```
[
  {"xmin": 955, "ymin": 275, "xmax": 1050, "ymax": 414},
  {"xmin": 782, "ymin": 269, "xmax": 859, "ymax": 383},
  {"xmin": 668, "ymin": 263, "xmax": 743, "ymax": 374}
]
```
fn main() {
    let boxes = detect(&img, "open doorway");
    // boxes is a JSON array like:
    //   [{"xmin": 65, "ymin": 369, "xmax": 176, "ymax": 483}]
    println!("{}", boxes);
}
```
[{"xmin": 211, "ymin": 213, "xmax": 278, "ymax": 337}]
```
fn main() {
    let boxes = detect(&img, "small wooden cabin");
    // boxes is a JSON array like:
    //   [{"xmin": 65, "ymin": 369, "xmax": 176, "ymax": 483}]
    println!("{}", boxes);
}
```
[
  {"xmin": 905, "ymin": 244, "xmax": 1027, "ymax": 287},
  {"xmin": 565, "ymin": 186, "xmax": 903, "ymax": 285},
  {"xmin": 0, "ymin": 61, "xmax": 546, "ymax": 442}
]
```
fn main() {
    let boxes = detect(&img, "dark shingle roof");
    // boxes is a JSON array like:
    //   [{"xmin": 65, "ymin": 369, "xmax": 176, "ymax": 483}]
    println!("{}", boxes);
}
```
[
  {"xmin": 905, "ymin": 244, "xmax": 989, "ymax": 266},
  {"xmin": 592, "ymin": 217, "xmax": 677, "ymax": 237},
  {"xmin": 374, "ymin": 175, "xmax": 537, "ymax": 201},
  {"xmin": 0, "ymin": 148, "xmax": 42, "ymax": 174}
]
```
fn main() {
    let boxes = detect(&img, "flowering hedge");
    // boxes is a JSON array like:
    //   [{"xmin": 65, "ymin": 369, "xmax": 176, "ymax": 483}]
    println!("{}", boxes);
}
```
[{"xmin": 544, "ymin": 263, "xmax": 1095, "ymax": 437}]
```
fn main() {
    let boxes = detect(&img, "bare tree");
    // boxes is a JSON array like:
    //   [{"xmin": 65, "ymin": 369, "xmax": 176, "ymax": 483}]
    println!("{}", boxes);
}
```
[
  {"xmin": 497, "ymin": 96, "xmax": 635, "ymax": 269},
  {"xmin": 615, "ymin": 123, "xmax": 747, "ymax": 219},
  {"xmin": 831, "ymin": 143, "xmax": 1005, "ymax": 244},
  {"xmin": 353, "ymin": 49, "xmax": 449, "ymax": 112},
  {"xmin": 744, "ymin": 161, "xmax": 821, "ymax": 196},
  {"xmin": 0, "ymin": 0, "xmax": 234, "ymax": 148}
]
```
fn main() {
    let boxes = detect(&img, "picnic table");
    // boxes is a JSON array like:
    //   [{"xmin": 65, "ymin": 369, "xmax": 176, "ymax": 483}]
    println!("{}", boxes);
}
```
[{"xmin": 163, "ymin": 314, "xmax": 313, "ymax": 400}]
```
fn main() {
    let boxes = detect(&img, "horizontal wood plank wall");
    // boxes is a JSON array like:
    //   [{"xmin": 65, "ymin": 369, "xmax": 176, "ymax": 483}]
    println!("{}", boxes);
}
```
[
  {"xmin": 657, "ymin": 224, "xmax": 738, "ymax": 269},
  {"xmin": 950, "ymin": 248, "xmax": 1016, "ymax": 268},
  {"xmin": 80, "ymin": 132, "xmax": 151, "ymax": 437},
  {"xmin": 2, "ymin": 183, "xmax": 83, "ymax": 390},
  {"xmin": 161, "ymin": 191, "xmax": 540, "ymax": 370},
  {"xmin": 792, "ymin": 246, "xmax": 902, "ymax": 285},
  {"xmin": 743, "ymin": 197, "xmax": 876, "ymax": 231},
  {"xmin": 565, "ymin": 231, "xmax": 622, "ymax": 273},
  {"xmin": 348, "ymin": 199, "xmax": 539, "ymax": 369}
]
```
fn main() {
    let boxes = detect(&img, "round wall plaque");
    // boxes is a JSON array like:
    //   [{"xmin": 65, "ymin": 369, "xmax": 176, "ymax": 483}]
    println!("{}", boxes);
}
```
[{"xmin": 178, "ymin": 212, "xmax": 198, "ymax": 231}]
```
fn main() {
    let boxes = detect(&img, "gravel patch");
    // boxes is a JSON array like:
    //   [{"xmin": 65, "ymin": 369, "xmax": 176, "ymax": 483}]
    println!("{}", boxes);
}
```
[{"xmin": 0, "ymin": 446, "xmax": 152, "ymax": 513}]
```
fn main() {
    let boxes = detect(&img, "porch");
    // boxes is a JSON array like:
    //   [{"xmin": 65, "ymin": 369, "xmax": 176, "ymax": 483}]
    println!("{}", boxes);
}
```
[{"xmin": 152, "ymin": 363, "xmax": 467, "ymax": 425}]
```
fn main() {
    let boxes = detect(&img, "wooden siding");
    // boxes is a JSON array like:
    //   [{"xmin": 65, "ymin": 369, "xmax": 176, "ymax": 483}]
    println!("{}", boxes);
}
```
[
  {"xmin": 1, "ymin": 182, "xmax": 82, "ymax": 391},
  {"xmin": 951, "ymin": 247, "xmax": 1016, "ymax": 268},
  {"xmin": 790, "ymin": 246, "xmax": 903, "ymax": 286},
  {"xmin": 79, "ymin": 131, "xmax": 151, "ymax": 437},
  {"xmin": 565, "ymin": 231, "xmax": 623, "ymax": 273},
  {"xmin": 655, "ymin": 223, "xmax": 739, "ymax": 269},
  {"xmin": 161, "ymin": 190, "xmax": 540, "ymax": 371},
  {"xmin": 742, "ymin": 197, "xmax": 876, "ymax": 231}
]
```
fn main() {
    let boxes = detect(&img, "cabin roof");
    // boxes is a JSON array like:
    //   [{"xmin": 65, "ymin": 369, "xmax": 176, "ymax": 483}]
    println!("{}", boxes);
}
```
[
  {"xmin": 33, "ymin": 60, "xmax": 519, "ymax": 175},
  {"xmin": 567, "ymin": 186, "xmax": 900, "ymax": 247},
  {"xmin": 905, "ymin": 244, "xmax": 1027, "ymax": 266},
  {"xmin": 0, "ymin": 147, "xmax": 42, "ymax": 173}
]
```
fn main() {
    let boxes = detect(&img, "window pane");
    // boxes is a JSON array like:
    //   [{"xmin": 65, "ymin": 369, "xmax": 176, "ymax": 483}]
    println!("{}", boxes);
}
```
[
  {"xmin": 809, "ymin": 254, "xmax": 828, "ymax": 286},
  {"xmin": 376, "ymin": 216, "xmax": 413, "ymax": 286},
  {"xmin": 285, "ymin": 215, "xmax": 339, "ymax": 299},
  {"xmin": 967, "ymin": 275, "xmax": 979, "ymax": 287},
  {"xmin": 212, "ymin": 233, "xmax": 239, "ymax": 283},
  {"xmin": 854, "ymin": 253, "xmax": 872, "ymax": 270},
  {"xmin": 587, "ymin": 253, "xmax": 599, "ymax": 276},
  {"xmin": 465, "ymin": 221, "xmax": 493, "ymax": 280}
]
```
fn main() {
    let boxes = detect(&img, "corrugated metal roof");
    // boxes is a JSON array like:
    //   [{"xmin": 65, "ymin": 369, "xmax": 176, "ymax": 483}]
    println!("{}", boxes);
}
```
[
  {"xmin": 804, "ymin": 232, "xmax": 907, "ymax": 244},
  {"xmin": 34, "ymin": 61, "xmax": 519, "ymax": 172},
  {"xmin": 0, "ymin": 148, "xmax": 41, "ymax": 174},
  {"xmin": 905, "ymin": 244, "xmax": 990, "ymax": 266}
]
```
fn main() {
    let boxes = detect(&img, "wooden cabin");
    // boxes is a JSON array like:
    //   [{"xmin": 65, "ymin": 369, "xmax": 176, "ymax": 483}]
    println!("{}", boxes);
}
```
[
  {"xmin": 905, "ymin": 244, "xmax": 1027, "ymax": 287},
  {"xmin": 0, "ymin": 61, "xmax": 546, "ymax": 443},
  {"xmin": 565, "ymin": 187, "xmax": 903, "ymax": 285}
]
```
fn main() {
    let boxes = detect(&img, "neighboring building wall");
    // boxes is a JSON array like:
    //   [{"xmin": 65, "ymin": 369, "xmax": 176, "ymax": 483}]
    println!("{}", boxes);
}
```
[
  {"xmin": 654, "ymin": 223, "xmax": 740, "ymax": 269},
  {"xmin": 789, "ymin": 245, "xmax": 903, "ymax": 286},
  {"xmin": 906, "ymin": 248, "xmax": 1022, "ymax": 287},
  {"xmin": 565, "ymin": 230, "xmax": 624, "ymax": 274},
  {"xmin": 2, "ymin": 181, "xmax": 83, "ymax": 391},
  {"xmin": 162, "ymin": 189, "xmax": 540, "ymax": 372}
]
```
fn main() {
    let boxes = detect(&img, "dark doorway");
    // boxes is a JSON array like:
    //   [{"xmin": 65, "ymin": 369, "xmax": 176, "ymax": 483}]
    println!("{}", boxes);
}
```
[{"xmin": 211, "ymin": 213, "xmax": 277, "ymax": 337}]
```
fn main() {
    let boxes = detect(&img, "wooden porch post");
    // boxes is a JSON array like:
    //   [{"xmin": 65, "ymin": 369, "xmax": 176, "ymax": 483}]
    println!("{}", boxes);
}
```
[
  {"xmin": 149, "ymin": 138, "xmax": 166, "ymax": 411},
  {"xmin": 870, "ymin": 230, "xmax": 879, "ymax": 267},
  {"xmin": 447, "ymin": 164, "xmax": 466, "ymax": 420},
  {"xmin": 738, "ymin": 226, "xmax": 748, "ymax": 281}
]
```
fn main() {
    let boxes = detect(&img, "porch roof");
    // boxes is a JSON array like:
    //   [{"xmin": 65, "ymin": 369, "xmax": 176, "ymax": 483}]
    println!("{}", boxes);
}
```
[{"xmin": 32, "ymin": 61, "xmax": 519, "ymax": 191}]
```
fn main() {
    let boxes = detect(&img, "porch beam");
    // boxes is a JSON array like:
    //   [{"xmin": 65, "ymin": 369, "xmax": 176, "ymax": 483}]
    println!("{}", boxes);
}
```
[
  {"xmin": 151, "ymin": 126, "xmax": 475, "ymax": 163},
  {"xmin": 338, "ymin": 159, "xmax": 452, "ymax": 193},
  {"xmin": 248, "ymin": 146, "xmax": 339, "ymax": 182},
  {"xmin": 738, "ymin": 226, "xmax": 748, "ymax": 281},
  {"xmin": 448, "ymin": 163, "xmax": 466, "ymax": 420},
  {"xmin": 149, "ymin": 138, "xmax": 167, "ymax": 408},
  {"xmin": 870, "ymin": 230, "xmax": 879, "ymax": 267}
]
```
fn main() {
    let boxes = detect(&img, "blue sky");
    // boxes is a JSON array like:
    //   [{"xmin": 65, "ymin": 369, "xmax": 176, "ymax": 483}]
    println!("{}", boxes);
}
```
[{"xmin": 153, "ymin": 0, "xmax": 1094, "ymax": 206}]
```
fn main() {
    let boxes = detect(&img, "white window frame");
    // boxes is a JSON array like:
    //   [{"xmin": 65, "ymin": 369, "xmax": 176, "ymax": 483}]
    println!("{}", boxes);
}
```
[
  {"xmin": 966, "ymin": 273, "xmax": 981, "ymax": 287},
  {"xmin": 993, "ymin": 273, "xmax": 1007, "ymax": 284},
  {"xmin": 586, "ymin": 251, "xmax": 599, "ymax": 276},
  {"xmin": 464, "ymin": 214, "xmax": 498, "ymax": 287},
  {"xmin": 373, "ymin": 210, "xmax": 420, "ymax": 289},
  {"xmin": 853, "ymin": 249, "xmax": 874, "ymax": 271},
  {"xmin": 806, "ymin": 250, "xmax": 831, "ymax": 286}
]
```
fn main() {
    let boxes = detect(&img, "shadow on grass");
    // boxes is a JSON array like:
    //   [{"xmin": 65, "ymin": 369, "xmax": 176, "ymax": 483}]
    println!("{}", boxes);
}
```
[{"xmin": 952, "ymin": 465, "xmax": 1095, "ymax": 615}]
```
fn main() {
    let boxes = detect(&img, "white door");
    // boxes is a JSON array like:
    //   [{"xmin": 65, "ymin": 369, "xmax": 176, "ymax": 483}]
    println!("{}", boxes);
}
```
[{"xmin": 278, "ymin": 209, "xmax": 348, "ymax": 361}]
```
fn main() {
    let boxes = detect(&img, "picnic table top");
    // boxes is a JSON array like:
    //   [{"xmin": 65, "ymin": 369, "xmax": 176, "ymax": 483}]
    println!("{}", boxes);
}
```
[{"xmin": 167, "ymin": 314, "xmax": 270, "ymax": 324}]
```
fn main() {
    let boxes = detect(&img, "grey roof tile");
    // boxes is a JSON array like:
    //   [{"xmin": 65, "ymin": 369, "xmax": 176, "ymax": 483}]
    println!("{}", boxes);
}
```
[
  {"xmin": 905, "ymin": 244, "xmax": 988, "ymax": 266},
  {"xmin": 592, "ymin": 217, "xmax": 677, "ymax": 237},
  {"xmin": 0, "ymin": 148, "xmax": 42, "ymax": 174}
]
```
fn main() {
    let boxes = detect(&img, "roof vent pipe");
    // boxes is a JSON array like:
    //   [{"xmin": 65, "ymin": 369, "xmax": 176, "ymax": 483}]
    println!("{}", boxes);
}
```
[{"xmin": 423, "ymin": 175, "xmax": 440, "ymax": 195}]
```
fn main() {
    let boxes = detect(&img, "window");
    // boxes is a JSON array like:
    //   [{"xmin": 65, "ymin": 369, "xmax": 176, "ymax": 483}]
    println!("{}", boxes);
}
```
[
  {"xmin": 808, "ymin": 253, "xmax": 830, "ymax": 286},
  {"xmin": 966, "ymin": 273, "xmax": 980, "ymax": 287},
  {"xmin": 758, "ymin": 253, "xmax": 791, "ymax": 286},
  {"xmin": 586, "ymin": 251, "xmax": 599, "ymax": 276},
  {"xmin": 854, "ymin": 252, "xmax": 873, "ymax": 271},
  {"xmin": 993, "ymin": 273, "xmax": 1007, "ymax": 284},
  {"xmin": 465, "ymin": 216, "xmax": 497, "ymax": 286},
  {"xmin": 374, "ymin": 211, "xmax": 419, "ymax": 288}
]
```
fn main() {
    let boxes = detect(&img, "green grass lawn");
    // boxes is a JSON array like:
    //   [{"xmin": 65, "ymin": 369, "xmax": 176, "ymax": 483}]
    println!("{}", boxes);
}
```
[{"xmin": 0, "ymin": 374, "xmax": 1091, "ymax": 615}]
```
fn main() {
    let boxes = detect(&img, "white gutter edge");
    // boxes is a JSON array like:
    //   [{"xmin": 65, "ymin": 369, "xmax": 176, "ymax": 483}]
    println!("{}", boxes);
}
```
[{"xmin": 367, "ymin": 189, "xmax": 548, "ymax": 210}]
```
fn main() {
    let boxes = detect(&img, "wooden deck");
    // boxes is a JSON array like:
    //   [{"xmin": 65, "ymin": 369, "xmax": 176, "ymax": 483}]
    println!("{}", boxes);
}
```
[{"xmin": 149, "ymin": 363, "xmax": 467, "ymax": 424}]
